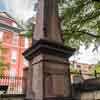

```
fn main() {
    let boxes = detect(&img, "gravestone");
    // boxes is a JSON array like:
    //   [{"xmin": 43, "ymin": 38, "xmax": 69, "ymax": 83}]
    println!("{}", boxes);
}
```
[{"xmin": 23, "ymin": 0, "xmax": 75, "ymax": 100}]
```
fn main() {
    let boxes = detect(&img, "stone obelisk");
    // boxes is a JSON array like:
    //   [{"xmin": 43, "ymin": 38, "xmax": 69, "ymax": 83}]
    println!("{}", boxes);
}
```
[
  {"xmin": 33, "ymin": 0, "xmax": 62, "ymax": 43},
  {"xmin": 23, "ymin": 0, "xmax": 75, "ymax": 100}
]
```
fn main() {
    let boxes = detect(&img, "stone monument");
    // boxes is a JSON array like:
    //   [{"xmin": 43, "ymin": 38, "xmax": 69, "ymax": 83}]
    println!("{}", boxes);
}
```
[{"xmin": 23, "ymin": 0, "xmax": 75, "ymax": 100}]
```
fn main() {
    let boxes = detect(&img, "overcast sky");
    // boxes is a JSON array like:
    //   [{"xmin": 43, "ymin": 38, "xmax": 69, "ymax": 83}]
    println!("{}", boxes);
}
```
[
  {"xmin": 0, "ymin": 0, "xmax": 37, "ymax": 21},
  {"xmin": 70, "ymin": 44, "xmax": 100, "ymax": 64}
]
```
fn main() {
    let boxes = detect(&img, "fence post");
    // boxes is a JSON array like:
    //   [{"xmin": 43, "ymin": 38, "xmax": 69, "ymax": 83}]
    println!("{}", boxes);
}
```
[
  {"xmin": 94, "ymin": 70, "xmax": 97, "ymax": 78},
  {"xmin": 79, "ymin": 70, "xmax": 82, "ymax": 76},
  {"xmin": 23, "ymin": 67, "xmax": 29, "ymax": 95}
]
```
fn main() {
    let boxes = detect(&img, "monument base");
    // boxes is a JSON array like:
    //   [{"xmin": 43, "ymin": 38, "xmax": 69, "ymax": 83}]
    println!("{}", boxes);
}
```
[{"xmin": 23, "ymin": 39, "xmax": 75, "ymax": 100}]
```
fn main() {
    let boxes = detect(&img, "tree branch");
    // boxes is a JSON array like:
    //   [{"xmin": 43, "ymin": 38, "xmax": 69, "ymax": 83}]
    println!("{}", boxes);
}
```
[
  {"xmin": 72, "ymin": 9, "xmax": 100, "ymax": 25},
  {"xmin": 64, "ymin": 29, "xmax": 100, "ymax": 38}
]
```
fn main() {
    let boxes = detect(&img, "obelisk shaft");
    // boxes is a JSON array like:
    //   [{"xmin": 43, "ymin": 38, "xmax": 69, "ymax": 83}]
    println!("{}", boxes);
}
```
[
  {"xmin": 23, "ymin": 0, "xmax": 75, "ymax": 99},
  {"xmin": 33, "ymin": 0, "xmax": 63, "ymax": 43}
]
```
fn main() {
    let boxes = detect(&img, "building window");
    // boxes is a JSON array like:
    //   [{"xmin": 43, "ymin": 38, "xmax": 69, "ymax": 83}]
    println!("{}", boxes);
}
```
[
  {"xmin": 13, "ymin": 33, "xmax": 19, "ymax": 46},
  {"xmin": 11, "ymin": 51, "xmax": 17, "ymax": 63},
  {"xmin": 9, "ymin": 68, "xmax": 16, "ymax": 81},
  {"xmin": 9, "ymin": 68, "xmax": 16, "ymax": 77},
  {"xmin": 24, "ymin": 37, "xmax": 29, "ymax": 48},
  {"xmin": 0, "ymin": 32, "xmax": 3, "ymax": 42}
]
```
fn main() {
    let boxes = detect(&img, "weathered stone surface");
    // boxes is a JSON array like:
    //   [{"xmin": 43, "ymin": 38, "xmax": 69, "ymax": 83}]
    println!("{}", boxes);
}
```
[
  {"xmin": 32, "ymin": 55, "xmax": 44, "ymax": 100},
  {"xmin": 28, "ymin": 54, "xmax": 72, "ymax": 98},
  {"xmin": 23, "ymin": 39, "xmax": 75, "ymax": 60},
  {"xmin": 33, "ymin": 0, "xmax": 62, "ymax": 43},
  {"xmin": 80, "ymin": 91, "xmax": 100, "ymax": 100},
  {"xmin": 72, "ymin": 78, "xmax": 100, "ymax": 100},
  {"xmin": 0, "ymin": 94, "xmax": 25, "ymax": 100},
  {"xmin": 43, "ymin": 55, "xmax": 71, "ymax": 97}
]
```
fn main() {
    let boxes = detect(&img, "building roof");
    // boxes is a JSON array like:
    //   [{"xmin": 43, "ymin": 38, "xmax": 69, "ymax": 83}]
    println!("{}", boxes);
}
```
[
  {"xmin": 0, "ymin": 12, "xmax": 23, "ymax": 33},
  {"xmin": 0, "ymin": 23, "xmax": 22, "ymax": 33},
  {"xmin": 0, "ymin": 12, "xmax": 15, "ymax": 21}
]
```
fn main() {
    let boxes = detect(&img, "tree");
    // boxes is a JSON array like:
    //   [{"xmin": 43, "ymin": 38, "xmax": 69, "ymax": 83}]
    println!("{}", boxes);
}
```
[
  {"xmin": 20, "ymin": 0, "xmax": 100, "ymax": 50},
  {"xmin": 58, "ymin": 0, "xmax": 100, "ymax": 49},
  {"xmin": 90, "ymin": 62, "xmax": 100, "ymax": 77},
  {"xmin": 0, "ymin": 42, "xmax": 10, "ymax": 75},
  {"xmin": 20, "ymin": 17, "xmax": 35, "ymax": 38}
]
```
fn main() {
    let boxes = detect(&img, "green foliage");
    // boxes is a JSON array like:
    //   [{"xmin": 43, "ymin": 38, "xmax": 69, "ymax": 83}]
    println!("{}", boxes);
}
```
[
  {"xmin": 0, "ymin": 42, "xmax": 10, "ymax": 75},
  {"xmin": 91, "ymin": 63, "xmax": 100, "ymax": 77},
  {"xmin": 20, "ymin": 30, "xmax": 33, "ymax": 37},
  {"xmin": 70, "ymin": 64, "xmax": 80, "ymax": 74},
  {"xmin": 21, "ymin": 0, "xmax": 100, "ymax": 49},
  {"xmin": 20, "ymin": 17, "xmax": 35, "ymax": 38},
  {"xmin": 58, "ymin": 0, "xmax": 100, "ymax": 49},
  {"xmin": 93, "ymin": 65, "xmax": 100, "ymax": 73}
]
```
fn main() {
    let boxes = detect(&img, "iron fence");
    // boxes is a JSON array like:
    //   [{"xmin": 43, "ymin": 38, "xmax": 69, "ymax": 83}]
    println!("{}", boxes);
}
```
[{"xmin": 0, "ymin": 76, "xmax": 24, "ymax": 94}]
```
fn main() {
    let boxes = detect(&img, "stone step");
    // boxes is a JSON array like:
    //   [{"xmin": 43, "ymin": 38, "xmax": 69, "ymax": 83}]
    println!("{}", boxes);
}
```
[{"xmin": 44, "ymin": 97, "xmax": 76, "ymax": 100}]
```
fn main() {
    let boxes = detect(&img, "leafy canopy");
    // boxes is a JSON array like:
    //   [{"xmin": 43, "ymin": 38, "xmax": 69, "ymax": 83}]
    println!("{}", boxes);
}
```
[
  {"xmin": 58, "ymin": 0, "xmax": 100, "ymax": 49},
  {"xmin": 21, "ymin": 0, "xmax": 100, "ymax": 50}
]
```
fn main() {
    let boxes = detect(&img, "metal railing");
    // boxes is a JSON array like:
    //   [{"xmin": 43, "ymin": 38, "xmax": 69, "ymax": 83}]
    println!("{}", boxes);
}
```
[{"xmin": 0, "ymin": 76, "xmax": 24, "ymax": 94}]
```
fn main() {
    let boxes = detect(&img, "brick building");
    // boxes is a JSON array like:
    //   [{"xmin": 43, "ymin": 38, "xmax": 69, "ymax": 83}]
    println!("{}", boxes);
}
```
[{"xmin": 0, "ymin": 12, "xmax": 31, "ymax": 77}]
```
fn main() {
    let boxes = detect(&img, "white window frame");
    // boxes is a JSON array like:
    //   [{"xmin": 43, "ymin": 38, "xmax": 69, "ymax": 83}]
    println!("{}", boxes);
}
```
[
  {"xmin": 11, "ymin": 51, "xmax": 17, "ymax": 64},
  {"xmin": 24, "ymin": 37, "xmax": 29, "ymax": 48},
  {"xmin": 13, "ymin": 33, "xmax": 19, "ymax": 46},
  {"xmin": 0, "ymin": 31, "xmax": 3, "ymax": 42}
]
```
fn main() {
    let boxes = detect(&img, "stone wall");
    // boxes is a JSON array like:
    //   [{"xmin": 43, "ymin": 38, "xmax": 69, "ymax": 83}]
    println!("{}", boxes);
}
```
[
  {"xmin": 72, "ymin": 89, "xmax": 100, "ymax": 100},
  {"xmin": 0, "ymin": 94, "xmax": 25, "ymax": 100},
  {"xmin": 73, "ymin": 78, "xmax": 100, "ymax": 100},
  {"xmin": 80, "ymin": 91, "xmax": 100, "ymax": 100}
]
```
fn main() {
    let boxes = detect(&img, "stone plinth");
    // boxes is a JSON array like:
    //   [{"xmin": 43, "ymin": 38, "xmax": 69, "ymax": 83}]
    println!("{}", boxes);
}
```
[{"xmin": 23, "ymin": 40, "xmax": 75, "ymax": 100}]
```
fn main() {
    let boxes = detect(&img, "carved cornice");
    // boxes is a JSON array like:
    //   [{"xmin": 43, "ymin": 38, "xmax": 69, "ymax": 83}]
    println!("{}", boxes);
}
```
[{"xmin": 23, "ymin": 39, "xmax": 76, "ymax": 60}]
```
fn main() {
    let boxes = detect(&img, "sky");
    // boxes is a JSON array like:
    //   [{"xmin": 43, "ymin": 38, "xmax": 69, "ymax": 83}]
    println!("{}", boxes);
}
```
[
  {"xmin": 0, "ymin": 0, "xmax": 7, "ymax": 11},
  {"xmin": 0, "ymin": 0, "xmax": 100, "ymax": 64},
  {"xmin": 0, "ymin": 0, "xmax": 37, "ymax": 21},
  {"xmin": 70, "ymin": 44, "xmax": 100, "ymax": 64}
]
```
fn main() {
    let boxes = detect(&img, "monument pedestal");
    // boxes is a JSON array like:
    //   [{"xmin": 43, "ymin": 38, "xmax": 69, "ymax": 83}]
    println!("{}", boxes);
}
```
[
  {"xmin": 23, "ymin": 0, "xmax": 75, "ymax": 99},
  {"xmin": 23, "ymin": 40, "xmax": 75, "ymax": 100}
]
